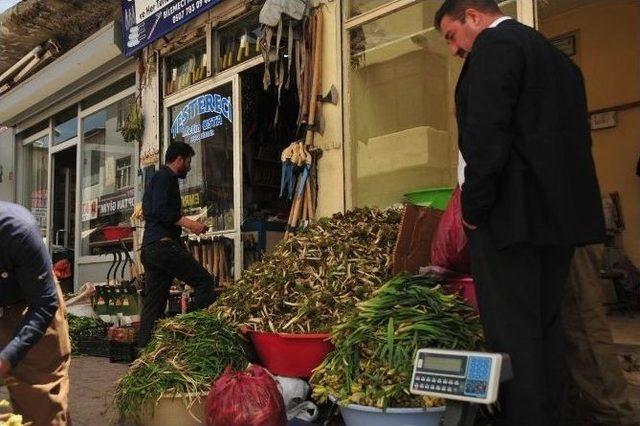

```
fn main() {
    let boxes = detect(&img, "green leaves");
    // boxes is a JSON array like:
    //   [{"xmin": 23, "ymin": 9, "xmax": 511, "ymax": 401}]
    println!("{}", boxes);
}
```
[
  {"xmin": 113, "ymin": 312, "xmax": 247, "ymax": 422},
  {"xmin": 311, "ymin": 274, "xmax": 483, "ymax": 409}
]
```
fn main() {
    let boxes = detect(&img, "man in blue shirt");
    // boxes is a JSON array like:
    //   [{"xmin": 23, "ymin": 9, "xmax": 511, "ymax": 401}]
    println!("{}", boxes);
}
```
[
  {"xmin": 139, "ymin": 142, "xmax": 217, "ymax": 347},
  {"xmin": 0, "ymin": 201, "xmax": 71, "ymax": 425}
]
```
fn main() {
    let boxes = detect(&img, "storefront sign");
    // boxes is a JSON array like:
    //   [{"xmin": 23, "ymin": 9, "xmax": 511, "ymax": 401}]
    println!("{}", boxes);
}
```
[
  {"xmin": 82, "ymin": 198, "xmax": 99, "ymax": 222},
  {"xmin": 121, "ymin": 0, "xmax": 223, "ymax": 56},
  {"xmin": 98, "ymin": 188, "xmax": 135, "ymax": 216},
  {"xmin": 181, "ymin": 191, "xmax": 202, "ymax": 209},
  {"xmin": 170, "ymin": 92, "xmax": 233, "ymax": 144},
  {"xmin": 31, "ymin": 189, "xmax": 48, "ymax": 227}
]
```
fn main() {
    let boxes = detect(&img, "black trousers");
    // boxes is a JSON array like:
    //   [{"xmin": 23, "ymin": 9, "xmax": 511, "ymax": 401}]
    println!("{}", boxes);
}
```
[
  {"xmin": 139, "ymin": 239, "xmax": 217, "ymax": 347},
  {"xmin": 469, "ymin": 227, "xmax": 574, "ymax": 426}
]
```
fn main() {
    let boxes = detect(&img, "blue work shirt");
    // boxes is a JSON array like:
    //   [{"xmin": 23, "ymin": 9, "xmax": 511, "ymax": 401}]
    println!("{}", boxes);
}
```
[
  {"xmin": 0, "ymin": 202, "xmax": 59, "ymax": 368},
  {"xmin": 142, "ymin": 165, "xmax": 182, "ymax": 246}
]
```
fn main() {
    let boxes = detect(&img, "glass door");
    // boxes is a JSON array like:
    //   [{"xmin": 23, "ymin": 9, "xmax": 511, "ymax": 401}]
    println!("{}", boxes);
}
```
[
  {"xmin": 51, "ymin": 146, "xmax": 77, "ymax": 252},
  {"xmin": 21, "ymin": 132, "xmax": 50, "ymax": 243},
  {"xmin": 164, "ymin": 75, "xmax": 242, "ymax": 280}
]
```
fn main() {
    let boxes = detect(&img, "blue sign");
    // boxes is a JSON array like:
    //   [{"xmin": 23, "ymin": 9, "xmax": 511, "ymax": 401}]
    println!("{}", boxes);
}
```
[
  {"xmin": 121, "ymin": 0, "xmax": 223, "ymax": 57},
  {"xmin": 171, "ymin": 93, "xmax": 232, "ymax": 144}
]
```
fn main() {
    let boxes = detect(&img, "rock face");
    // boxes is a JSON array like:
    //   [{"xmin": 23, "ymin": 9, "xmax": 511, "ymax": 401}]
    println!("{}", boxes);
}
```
[{"xmin": 0, "ymin": 0, "xmax": 121, "ymax": 77}]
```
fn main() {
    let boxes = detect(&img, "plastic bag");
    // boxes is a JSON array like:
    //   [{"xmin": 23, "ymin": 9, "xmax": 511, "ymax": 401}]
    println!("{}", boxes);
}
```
[
  {"xmin": 430, "ymin": 186, "xmax": 470, "ymax": 273},
  {"xmin": 207, "ymin": 365, "xmax": 286, "ymax": 426},
  {"xmin": 273, "ymin": 376, "xmax": 309, "ymax": 411},
  {"xmin": 272, "ymin": 376, "xmax": 318, "ymax": 421}
]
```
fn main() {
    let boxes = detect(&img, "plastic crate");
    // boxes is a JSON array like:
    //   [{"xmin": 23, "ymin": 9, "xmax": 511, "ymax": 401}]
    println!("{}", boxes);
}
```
[
  {"xmin": 72, "ymin": 324, "xmax": 110, "ymax": 358},
  {"xmin": 75, "ymin": 336, "xmax": 110, "ymax": 357},
  {"xmin": 109, "ymin": 341, "xmax": 138, "ymax": 364}
]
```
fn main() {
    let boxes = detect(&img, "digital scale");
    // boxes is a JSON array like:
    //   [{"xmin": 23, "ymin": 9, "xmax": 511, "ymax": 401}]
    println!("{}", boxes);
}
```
[{"xmin": 410, "ymin": 348, "xmax": 512, "ymax": 426}]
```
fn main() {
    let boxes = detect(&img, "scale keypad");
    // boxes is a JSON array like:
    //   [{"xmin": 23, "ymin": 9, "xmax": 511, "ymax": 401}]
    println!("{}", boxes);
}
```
[
  {"xmin": 412, "ymin": 374, "xmax": 465, "ymax": 395},
  {"xmin": 464, "ymin": 357, "xmax": 491, "ymax": 397}
]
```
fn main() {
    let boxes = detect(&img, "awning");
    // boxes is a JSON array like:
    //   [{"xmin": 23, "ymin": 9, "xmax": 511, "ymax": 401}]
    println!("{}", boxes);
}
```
[{"xmin": 0, "ymin": 22, "xmax": 125, "ymax": 126}]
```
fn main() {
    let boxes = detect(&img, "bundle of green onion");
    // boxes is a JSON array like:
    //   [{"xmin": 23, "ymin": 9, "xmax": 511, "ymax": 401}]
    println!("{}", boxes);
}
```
[
  {"xmin": 311, "ymin": 274, "xmax": 483, "ymax": 409},
  {"xmin": 113, "ymin": 312, "xmax": 247, "ymax": 422}
]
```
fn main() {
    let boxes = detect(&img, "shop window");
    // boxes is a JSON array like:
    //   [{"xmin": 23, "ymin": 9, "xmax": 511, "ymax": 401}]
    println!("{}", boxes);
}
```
[
  {"xmin": 80, "ymin": 96, "xmax": 136, "ymax": 256},
  {"xmin": 22, "ymin": 135, "xmax": 49, "ymax": 240},
  {"xmin": 217, "ymin": 12, "xmax": 262, "ymax": 72},
  {"xmin": 165, "ymin": 40, "xmax": 207, "ymax": 95},
  {"xmin": 53, "ymin": 107, "xmax": 78, "ymax": 145},
  {"xmin": 348, "ymin": 0, "xmax": 393, "ymax": 18},
  {"xmin": 168, "ymin": 83, "xmax": 235, "ymax": 232},
  {"xmin": 81, "ymin": 74, "xmax": 137, "ymax": 110},
  {"xmin": 347, "ymin": 0, "xmax": 517, "ymax": 208},
  {"xmin": 20, "ymin": 120, "xmax": 49, "ymax": 139},
  {"xmin": 348, "ymin": 2, "xmax": 459, "ymax": 207}
]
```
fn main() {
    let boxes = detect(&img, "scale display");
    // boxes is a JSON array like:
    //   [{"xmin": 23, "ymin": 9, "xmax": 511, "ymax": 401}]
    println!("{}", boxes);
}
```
[{"xmin": 410, "ymin": 348, "xmax": 503, "ymax": 404}]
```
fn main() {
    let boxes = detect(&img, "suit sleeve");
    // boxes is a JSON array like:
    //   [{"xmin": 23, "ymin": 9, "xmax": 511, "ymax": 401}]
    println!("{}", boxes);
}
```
[{"xmin": 461, "ymin": 36, "xmax": 524, "ymax": 226}]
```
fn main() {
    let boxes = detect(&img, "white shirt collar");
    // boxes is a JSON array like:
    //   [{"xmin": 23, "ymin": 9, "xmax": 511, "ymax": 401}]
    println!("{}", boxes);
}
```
[{"xmin": 489, "ymin": 16, "xmax": 512, "ymax": 28}]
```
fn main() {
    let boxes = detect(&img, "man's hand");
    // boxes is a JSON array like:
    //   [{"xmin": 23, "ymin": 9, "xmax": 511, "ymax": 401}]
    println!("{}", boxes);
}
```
[
  {"xmin": 0, "ymin": 358, "xmax": 10, "ymax": 378},
  {"xmin": 177, "ymin": 217, "xmax": 208, "ymax": 235},
  {"xmin": 189, "ymin": 220, "xmax": 208, "ymax": 235}
]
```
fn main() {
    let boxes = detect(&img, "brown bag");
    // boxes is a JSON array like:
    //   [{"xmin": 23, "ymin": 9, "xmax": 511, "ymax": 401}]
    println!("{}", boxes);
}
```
[{"xmin": 392, "ymin": 204, "xmax": 443, "ymax": 275}]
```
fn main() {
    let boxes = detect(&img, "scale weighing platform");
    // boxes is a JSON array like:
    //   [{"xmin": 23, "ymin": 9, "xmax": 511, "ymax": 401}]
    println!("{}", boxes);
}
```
[{"xmin": 410, "ymin": 348, "xmax": 512, "ymax": 425}]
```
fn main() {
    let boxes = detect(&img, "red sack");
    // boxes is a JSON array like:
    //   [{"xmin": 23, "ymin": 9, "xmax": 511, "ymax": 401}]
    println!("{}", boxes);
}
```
[
  {"xmin": 206, "ymin": 365, "xmax": 286, "ymax": 426},
  {"xmin": 430, "ymin": 186, "xmax": 470, "ymax": 273}
]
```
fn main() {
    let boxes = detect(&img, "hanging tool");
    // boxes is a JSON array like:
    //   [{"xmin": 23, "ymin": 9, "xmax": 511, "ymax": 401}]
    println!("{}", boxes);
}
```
[
  {"xmin": 106, "ymin": 250, "xmax": 117, "ymax": 286},
  {"xmin": 305, "ymin": 8, "xmax": 324, "ymax": 147},
  {"xmin": 285, "ymin": 143, "xmax": 312, "ymax": 238},
  {"xmin": 280, "ymin": 142, "xmax": 298, "ymax": 200}
]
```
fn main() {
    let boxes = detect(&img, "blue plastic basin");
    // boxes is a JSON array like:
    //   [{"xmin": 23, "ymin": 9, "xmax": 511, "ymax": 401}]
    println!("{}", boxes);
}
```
[{"xmin": 331, "ymin": 397, "xmax": 445, "ymax": 426}]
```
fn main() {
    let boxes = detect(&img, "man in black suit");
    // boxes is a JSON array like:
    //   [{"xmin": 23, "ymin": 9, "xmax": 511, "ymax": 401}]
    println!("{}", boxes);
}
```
[{"xmin": 435, "ymin": 1, "xmax": 605, "ymax": 424}]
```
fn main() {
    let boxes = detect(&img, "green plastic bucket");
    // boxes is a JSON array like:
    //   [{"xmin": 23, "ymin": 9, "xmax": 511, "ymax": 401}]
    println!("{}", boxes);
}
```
[{"xmin": 404, "ymin": 187, "xmax": 454, "ymax": 210}]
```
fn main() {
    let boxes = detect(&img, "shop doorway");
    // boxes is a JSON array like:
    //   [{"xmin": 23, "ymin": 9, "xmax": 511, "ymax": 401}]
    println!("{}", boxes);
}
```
[
  {"xmin": 51, "ymin": 146, "xmax": 76, "ymax": 292},
  {"xmin": 240, "ymin": 64, "xmax": 300, "ymax": 267}
]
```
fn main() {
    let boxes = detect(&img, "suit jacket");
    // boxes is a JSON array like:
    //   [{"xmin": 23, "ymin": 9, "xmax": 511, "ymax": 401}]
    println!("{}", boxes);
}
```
[{"xmin": 456, "ymin": 19, "xmax": 605, "ymax": 248}]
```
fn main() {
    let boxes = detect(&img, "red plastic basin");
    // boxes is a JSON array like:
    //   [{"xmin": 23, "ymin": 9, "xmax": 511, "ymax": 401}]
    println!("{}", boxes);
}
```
[
  {"xmin": 103, "ymin": 225, "xmax": 133, "ymax": 241},
  {"xmin": 246, "ymin": 330, "xmax": 333, "ymax": 378},
  {"xmin": 447, "ymin": 276, "xmax": 478, "ymax": 311}
]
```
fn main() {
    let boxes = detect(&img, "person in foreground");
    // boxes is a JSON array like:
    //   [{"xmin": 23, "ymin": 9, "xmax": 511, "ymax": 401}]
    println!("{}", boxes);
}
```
[
  {"xmin": 0, "ymin": 201, "xmax": 71, "ymax": 425},
  {"xmin": 435, "ymin": 0, "xmax": 605, "ymax": 424}
]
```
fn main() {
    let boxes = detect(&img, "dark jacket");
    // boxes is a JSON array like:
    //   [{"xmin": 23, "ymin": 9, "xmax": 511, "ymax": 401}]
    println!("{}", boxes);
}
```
[
  {"xmin": 0, "ymin": 202, "xmax": 59, "ymax": 367},
  {"xmin": 456, "ymin": 19, "xmax": 605, "ymax": 248},
  {"xmin": 142, "ymin": 166, "xmax": 182, "ymax": 246}
]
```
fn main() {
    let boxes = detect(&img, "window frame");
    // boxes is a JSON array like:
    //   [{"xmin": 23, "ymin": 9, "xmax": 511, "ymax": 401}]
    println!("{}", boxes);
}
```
[
  {"xmin": 77, "ymin": 85, "xmax": 137, "ymax": 263},
  {"xmin": 163, "ymin": 73, "xmax": 243, "ymax": 280},
  {"xmin": 341, "ymin": 0, "xmax": 535, "ymax": 209}
]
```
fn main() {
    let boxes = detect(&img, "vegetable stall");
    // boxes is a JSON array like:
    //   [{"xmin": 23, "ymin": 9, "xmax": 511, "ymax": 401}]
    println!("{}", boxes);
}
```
[{"xmin": 112, "ymin": 203, "xmax": 482, "ymax": 425}]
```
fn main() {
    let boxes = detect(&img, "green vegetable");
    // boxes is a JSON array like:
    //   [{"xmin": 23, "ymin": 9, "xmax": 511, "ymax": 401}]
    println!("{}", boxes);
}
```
[
  {"xmin": 66, "ymin": 314, "xmax": 107, "ymax": 353},
  {"xmin": 211, "ymin": 207, "xmax": 402, "ymax": 332},
  {"xmin": 113, "ymin": 312, "xmax": 247, "ymax": 423},
  {"xmin": 120, "ymin": 101, "xmax": 144, "ymax": 144},
  {"xmin": 311, "ymin": 274, "xmax": 483, "ymax": 409}
]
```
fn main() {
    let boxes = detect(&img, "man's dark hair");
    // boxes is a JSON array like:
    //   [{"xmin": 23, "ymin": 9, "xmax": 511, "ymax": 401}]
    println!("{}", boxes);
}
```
[
  {"xmin": 165, "ymin": 142, "xmax": 195, "ymax": 163},
  {"xmin": 435, "ymin": 0, "xmax": 501, "ymax": 30}
]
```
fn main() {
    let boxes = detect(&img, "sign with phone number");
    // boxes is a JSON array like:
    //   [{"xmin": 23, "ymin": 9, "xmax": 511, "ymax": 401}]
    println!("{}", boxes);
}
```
[{"xmin": 120, "ymin": 0, "xmax": 223, "ymax": 57}]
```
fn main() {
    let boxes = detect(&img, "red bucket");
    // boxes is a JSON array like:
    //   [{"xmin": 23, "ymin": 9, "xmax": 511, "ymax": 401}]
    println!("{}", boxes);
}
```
[
  {"xmin": 246, "ymin": 330, "xmax": 333, "ymax": 378},
  {"xmin": 103, "ymin": 225, "xmax": 133, "ymax": 241},
  {"xmin": 447, "ymin": 276, "xmax": 478, "ymax": 311}
]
